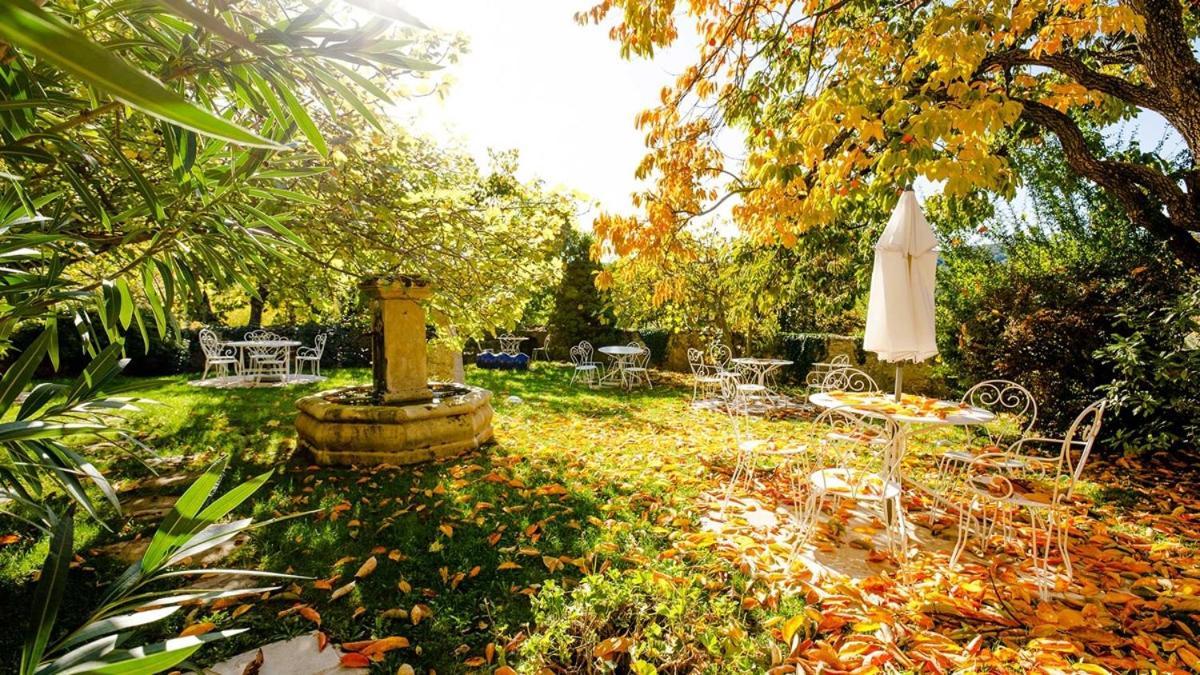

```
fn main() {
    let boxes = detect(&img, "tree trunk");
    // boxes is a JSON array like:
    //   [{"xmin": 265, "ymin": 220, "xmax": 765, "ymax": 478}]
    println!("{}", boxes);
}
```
[{"xmin": 248, "ymin": 283, "xmax": 269, "ymax": 327}]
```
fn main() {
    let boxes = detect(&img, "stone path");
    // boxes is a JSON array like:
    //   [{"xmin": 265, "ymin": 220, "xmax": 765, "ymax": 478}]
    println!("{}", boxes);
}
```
[{"xmin": 207, "ymin": 632, "xmax": 368, "ymax": 675}]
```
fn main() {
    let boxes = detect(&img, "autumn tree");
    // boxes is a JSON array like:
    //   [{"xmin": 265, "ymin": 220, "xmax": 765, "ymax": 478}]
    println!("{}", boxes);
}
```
[{"xmin": 579, "ymin": 0, "xmax": 1200, "ymax": 269}]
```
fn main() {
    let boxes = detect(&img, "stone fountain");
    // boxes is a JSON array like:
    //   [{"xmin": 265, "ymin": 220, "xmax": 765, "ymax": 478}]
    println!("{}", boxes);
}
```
[{"xmin": 295, "ymin": 276, "xmax": 494, "ymax": 465}]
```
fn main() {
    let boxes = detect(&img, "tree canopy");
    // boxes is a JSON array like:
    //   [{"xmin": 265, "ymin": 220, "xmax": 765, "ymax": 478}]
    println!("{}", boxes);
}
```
[{"xmin": 579, "ymin": 0, "xmax": 1200, "ymax": 269}]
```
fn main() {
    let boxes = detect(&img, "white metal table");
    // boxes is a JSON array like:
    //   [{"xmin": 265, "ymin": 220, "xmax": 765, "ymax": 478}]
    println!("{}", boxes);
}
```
[
  {"xmin": 731, "ymin": 357, "xmax": 792, "ymax": 399},
  {"xmin": 597, "ymin": 345, "xmax": 642, "ymax": 390},
  {"xmin": 498, "ymin": 335, "xmax": 528, "ymax": 356},
  {"xmin": 224, "ymin": 339, "xmax": 302, "ymax": 382},
  {"xmin": 808, "ymin": 390, "xmax": 994, "ymax": 491}
]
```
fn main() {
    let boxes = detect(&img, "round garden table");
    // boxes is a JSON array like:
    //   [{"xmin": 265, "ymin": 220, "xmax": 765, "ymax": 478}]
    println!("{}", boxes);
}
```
[
  {"xmin": 598, "ymin": 345, "xmax": 642, "ymax": 390},
  {"xmin": 808, "ymin": 390, "xmax": 995, "ymax": 518}
]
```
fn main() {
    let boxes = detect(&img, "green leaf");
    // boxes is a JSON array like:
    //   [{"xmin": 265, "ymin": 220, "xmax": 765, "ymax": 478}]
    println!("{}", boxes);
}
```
[
  {"xmin": 103, "ymin": 135, "xmax": 163, "ymax": 222},
  {"xmin": 0, "ymin": 329, "xmax": 50, "ymax": 418},
  {"xmin": 151, "ymin": 0, "xmax": 260, "ymax": 53},
  {"xmin": 20, "ymin": 511, "xmax": 72, "ymax": 675},
  {"xmin": 0, "ymin": 0, "xmax": 283, "ymax": 149},
  {"xmin": 274, "ymin": 79, "xmax": 327, "ymax": 156},
  {"xmin": 140, "ymin": 456, "xmax": 227, "ymax": 572},
  {"xmin": 312, "ymin": 67, "xmax": 384, "ymax": 131}
]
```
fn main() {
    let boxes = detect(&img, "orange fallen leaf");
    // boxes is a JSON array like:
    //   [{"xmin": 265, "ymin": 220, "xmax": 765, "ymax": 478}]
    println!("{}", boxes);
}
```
[
  {"xmin": 179, "ymin": 622, "xmax": 215, "ymax": 637},
  {"xmin": 339, "ymin": 652, "xmax": 371, "ymax": 667},
  {"xmin": 298, "ymin": 606, "xmax": 321, "ymax": 626},
  {"xmin": 355, "ymin": 556, "xmax": 378, "ymax": 579},
  {"xmin": 360, "ymin": 636, "xmax": 410, "ymax": 658}
]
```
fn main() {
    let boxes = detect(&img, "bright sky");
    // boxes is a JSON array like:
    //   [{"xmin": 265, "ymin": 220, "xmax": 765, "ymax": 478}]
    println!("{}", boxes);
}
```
[{"xmin": 398, "ymin": 0, "xmax": 698, "ymax": 222}]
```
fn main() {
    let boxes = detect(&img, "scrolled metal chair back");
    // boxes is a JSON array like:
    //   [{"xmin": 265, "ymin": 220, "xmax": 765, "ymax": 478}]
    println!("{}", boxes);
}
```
[
  {"xmin": 312, "ymin": 332, "xmax": 328, "ymax": 357},
  {"xmin": 245, "ymin": 329, "xmax": 271, "ymax": 341},
  {"xmin": 687, "ymin": 348, "xmax": 705, "ymax": 375},
  {"xmin": 962, "ymin": 379, "xmax": 1038, "ymax": 445},
  {"xmin": 577, "ymin": 340, "xmax": 594, "ymax": 363},
  {"xmin": 830, "ymin": 354, "xmax": 850, "ymax": 366},
  {"xmin": 813, "ymin": 406, "xmax": 901, "ymax": 490},
  {"xmin": 1063, "ymin": 399, "xmax": 1106, "ymax": 488},
  {"xmin": 708, "ymin": 342, "xmax": 732, "ymax": 370},
  {"xmin": 821, "ymin": 367, "xmax": 879, "ymax": 393},
  {"xmin": 199, "ymin": 329, "xmax": 227, "ymax": 358}
]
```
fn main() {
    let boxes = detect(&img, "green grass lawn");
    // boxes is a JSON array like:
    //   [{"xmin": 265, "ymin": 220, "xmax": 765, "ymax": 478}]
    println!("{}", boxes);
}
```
[
  {"xmin": 0, "ymin": 365, "xmax": 800, "ymax": 673},
  {"xmin": 6, "ymin": 365, "xmax": 1199, "ymax": 673}
]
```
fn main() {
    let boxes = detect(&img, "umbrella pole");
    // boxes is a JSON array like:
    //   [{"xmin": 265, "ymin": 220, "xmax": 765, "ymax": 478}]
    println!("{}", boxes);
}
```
[{"xmin": 894, "ymin": 364, "xmax": 903, "ymax": 403}]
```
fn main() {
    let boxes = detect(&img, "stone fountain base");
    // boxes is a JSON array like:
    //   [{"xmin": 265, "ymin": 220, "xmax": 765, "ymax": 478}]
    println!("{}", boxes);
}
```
[{"xmin": 295, "ymin": 383, "xmax": 494, "ymax": 466}]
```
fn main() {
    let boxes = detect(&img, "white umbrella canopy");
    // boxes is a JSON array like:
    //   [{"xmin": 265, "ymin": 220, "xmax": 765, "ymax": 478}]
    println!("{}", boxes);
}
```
[{"xmin": 863, "ymin": 190, "xmax": 939, "ymax": 400}]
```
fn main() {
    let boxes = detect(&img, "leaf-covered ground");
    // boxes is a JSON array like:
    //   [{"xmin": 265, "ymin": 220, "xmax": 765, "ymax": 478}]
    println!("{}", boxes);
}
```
[{"xmin": 1, "ymin": 364, "xmax": 1199, "ymax": 673}]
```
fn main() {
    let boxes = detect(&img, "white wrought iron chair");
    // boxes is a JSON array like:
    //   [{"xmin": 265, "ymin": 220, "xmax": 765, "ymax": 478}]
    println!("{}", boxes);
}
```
[
  {"xmin": 950, "ymin": 400, "xmax": 1106, "ymax": 598},
  {"xmin": 806, "ymin": 354, "xmax": 851, "ymax": 391},
  {"xmin": 623, "ymin": 341, "xmax": 652, "ymax": 389},
  {"xmin": 569, "ymin": 341, "xmax": 603, "ymax": 387},
  {"xmin": 796, "ymin": 406, "xmax": 907, "ymax": 559},
  {"xmin": 719, "ymin": 375, "xmax": 812, "ymax": 520},
  {"xmin": 708, "ymin": 342, "xmax": 736, "ymax": 377},
  {"xmin": 531, "ymin": 332, "xmax": 551, "ymax": 362},
  {"xmin": 820, "ymin": 366, "xmax": 880, "ymax": 394},
  {"xmin": 199, "ymin": 328, "xmax": 239, "ymax": 381},
  {"xmin": 245, "ymin": 342, "xmax": 288, "ymax": 383},
  {"xmin": 932, "ymin": 380, "xmax": 1039, "ymax": 511},
  {"xmin": 687, "ymin": 347, "xmax": 723, "ymax": 403},
  {"xmin": 295, "ymin": 333, "xmax": 328, "ymax": 377}
]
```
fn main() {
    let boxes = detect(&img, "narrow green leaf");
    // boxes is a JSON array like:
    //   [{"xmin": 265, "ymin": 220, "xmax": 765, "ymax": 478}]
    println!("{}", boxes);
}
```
[
  {"xmin": 151, "ymin": 0, "xmax": 260, "ymax": 53},
  {"xmin": 0, "ymin": 0, "xmax": 283, "ymax": 149},
  {"xmin": 140, "ymin": 457, "xmax": 227, "ymax": 572},
  {"xmin": 0, "ymin": 329, "xmax": 49, "ymax": 418},
  {"xmin": 273, "ymin": 81, "xmax": 327, "ymax": 156},
  {"xmin": 20, "ymin": 510, "xmax": 72, "ymax": 675}
]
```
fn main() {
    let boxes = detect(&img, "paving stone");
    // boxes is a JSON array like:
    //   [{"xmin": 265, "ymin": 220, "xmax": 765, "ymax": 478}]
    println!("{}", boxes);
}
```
[{"xmin": 207, "ymin": 631, "xmax": 367, "ymax": 675}]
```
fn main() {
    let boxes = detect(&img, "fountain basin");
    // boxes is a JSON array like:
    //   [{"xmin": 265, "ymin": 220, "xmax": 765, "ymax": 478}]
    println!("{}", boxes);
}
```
[{"xmin": 296, "ymin": 383, "xmax": 494, "ymax": 465}]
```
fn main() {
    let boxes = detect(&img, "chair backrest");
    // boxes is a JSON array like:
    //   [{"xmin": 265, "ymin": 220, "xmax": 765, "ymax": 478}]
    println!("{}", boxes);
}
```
[
  {"xmin": 313, "ymin": 332, "xmax": 328, "ymax": 356},
  {"xmin": 199, "ymin": 329, "xmax": 222, "ymax": 358},
  {"xmin": 637, "ymin": 344, "xmax": 651, "ymax": 367},
  {"xmin": 1062, "ymin": 399, "xmax": 1106, "ymax": 487},
  {"xmin": 687, "ymin": 348, "xmax": 706, "ymax": 375},
  {"xmin": 245, "ymin": 329, "xmax": 271, "ymax": 341},
  {"xmin": 708, "ymin": 343, "xmax": 733, "ymax": 370},
  {"xmin": 822, "ymin": 367, "xmax": 879, "ymax": 393},
  {"xmin": 569, "ymin": 342, "xmax": 591, "ymax": 367},
  {"xmin": 830, "ymin": 354, "xmax": 850, "ymax": 366},
  {"xmin": 812, "ymin": 406, "xmax": 901, "ymax": 491},
  {"xmin": 961, "ymin": 380, "xmax": 1038, "ymax": 445}
]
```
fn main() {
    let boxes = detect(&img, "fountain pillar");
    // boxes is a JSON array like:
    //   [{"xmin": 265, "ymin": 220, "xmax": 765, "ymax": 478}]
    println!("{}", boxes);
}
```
[{"xmin": 362, "ymin": 277, "xmax": 433, "ymax": 403}]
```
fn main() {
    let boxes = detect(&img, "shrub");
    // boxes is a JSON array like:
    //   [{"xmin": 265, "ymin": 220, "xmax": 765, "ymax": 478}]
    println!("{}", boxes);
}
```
[
  {"xmin": 520, "ymin": 568, "xmax": 764, "ymax": 673},
  {"xmin": 1095, "ymin": 286, "xmax": 1200, "ymax": 454}
]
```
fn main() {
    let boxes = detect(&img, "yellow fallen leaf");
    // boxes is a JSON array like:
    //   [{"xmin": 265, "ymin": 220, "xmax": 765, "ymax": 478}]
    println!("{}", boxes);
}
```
[{"xmin": 355, "ymin": 556, "xmax": 378, "ymax": 579}]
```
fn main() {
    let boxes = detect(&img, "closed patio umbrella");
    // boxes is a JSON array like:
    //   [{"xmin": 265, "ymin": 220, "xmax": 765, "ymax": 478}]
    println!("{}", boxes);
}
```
[{"xmin": 863, "ymin": 189, "xmax": 939, "ymax": 401}]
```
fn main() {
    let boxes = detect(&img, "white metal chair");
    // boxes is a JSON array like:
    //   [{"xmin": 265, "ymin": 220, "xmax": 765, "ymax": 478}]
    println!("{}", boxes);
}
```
[
  {"xmin": 623, "ymin": 341, "xmax": 652, "ymax": 389},
  {"xmin": 820, "ymin": 367, "xmax": 880, "ymax": 393},
  {"xmin": 199, "ymin": 329, "xmax": 240, "ymax": 381},
  {"xmin": 708, "ymin": 342, "xmax": 736, "ymax": 377},
  {"xmin": 569, "ymin": 341, "xmax": 603, "ymax": 387},
  {"xmin": 531, "ymin": 332, "xmax": 551, "ymax": 362},
  {"xmin": 806, "ymin": 354, "xmax": 851, "ymax": 391},
  {"xmin": 797, "ymin": 406, "xmax": 907, "ymax": 558},
  {"xmin": 245, "ymin": 342, "xmax": 288, "ymax": 383},
  {"xmin": 244, "ymin": 328, "xmax": 274, "ymax": 341},
  {"xmin": 295, "ymin": 333, "xmax": 328, "ymax": 377},
  {"xmin": 719, "ymin": 378, "xmax": 812, "ymax": 520},
  {"xmin": 934, "ymin": 380, "xmax": 1039, "ymax": 507},
  {"xmin": 950, "ymin": 400, "xmax": 1106, "ymax": 597},
  {"xmin": 687, "ymin": 348, "xmax": 723, "ymax": 402}
]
